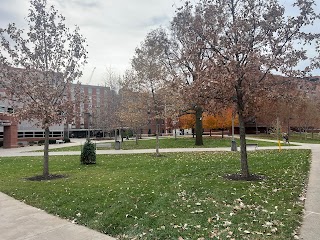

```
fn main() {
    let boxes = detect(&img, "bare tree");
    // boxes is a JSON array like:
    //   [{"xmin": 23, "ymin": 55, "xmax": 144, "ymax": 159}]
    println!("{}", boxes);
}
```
[
  {"xmin": 168, "ymin": 4, "xmax": 214, "ymax": 146},
  {"xmin": 189, "ymin": 0, "xmax": 320, "ymax": 179},
  {"xmin": 254, "ymin": 76, "xmax": 302, "ymax": 135},
  {"xmin": 294, "ymin": 97, "xmax": 320, "ymax": 138},
  {"xmin": 117, "ymin": 70, "xmax": 149, "ymax": 144},
  {"xmin": 93, "ymin": 67, "xmax": 121, "ymax": 137},
  {"xmin": 0, "ymin": 0, "xmax": 87, "ymax": 178},
  {"xmin": 132, "ymin": 29, "xmax": 169, "ymax": 156}
]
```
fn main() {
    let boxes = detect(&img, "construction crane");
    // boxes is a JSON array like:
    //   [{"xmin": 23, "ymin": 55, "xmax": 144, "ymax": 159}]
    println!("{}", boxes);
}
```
[{"xmin": 86, "ymin": 67, "xmax": 96, "ymax": 84}]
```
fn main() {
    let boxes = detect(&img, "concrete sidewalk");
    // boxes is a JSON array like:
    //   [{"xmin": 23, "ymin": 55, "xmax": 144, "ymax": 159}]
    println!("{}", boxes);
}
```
[
  {"xmin": 300, "ymin": 145, "xmax": 320, "ymax": 240},
  {"xmin": 0, "ymin": 192, "xmax": 115, "ymax": 240},
  {"xmin": 0, "ymin": 140, "xmax": 308, "ymax": 157},
  {"xmin": 0, "ymin": 145, "xmax": 308, "ymax": 157}
]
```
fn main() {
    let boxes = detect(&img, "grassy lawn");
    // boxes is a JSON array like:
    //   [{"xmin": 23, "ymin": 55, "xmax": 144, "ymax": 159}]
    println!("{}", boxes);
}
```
[
  {"xmin": 46, "ymin": 137, "xmax": 279, "ymax": 152},
  {"xmin": 249, "ymin": 133, "xmax": 320, "ymax": 144},
  {"xmin": 0, "ymin": 150, "xmax": 310, "ymax": 239}
]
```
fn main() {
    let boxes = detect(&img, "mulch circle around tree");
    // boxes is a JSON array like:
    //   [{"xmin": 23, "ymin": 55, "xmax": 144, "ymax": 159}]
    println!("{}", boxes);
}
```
[
  {"xmin": 151, "ymin": 153, "xmax": 166, "ymax": 158},
  {"xmin": 25, "ymin": 174, "xmax": 68, "ymax": 181},
  {"xmin": 224, "ymin": 173, "xmax": 266, "ymax": 181}
]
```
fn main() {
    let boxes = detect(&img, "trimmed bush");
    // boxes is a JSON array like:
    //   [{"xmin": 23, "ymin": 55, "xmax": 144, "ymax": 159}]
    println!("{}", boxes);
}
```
[
  {"xmin": 38, "ymin": 139, "xmax": 56, "ymax": 144},
  {"xmin": 125, "ymin": 129, "xmax": 134, "ymax": 138},
  {"xmin": 80, "ymin": 139, "xmax": 96, "ymax": 164},
  {"xmin": 63, "ymin": 137, "xmax": 71, "ymax": 143}
]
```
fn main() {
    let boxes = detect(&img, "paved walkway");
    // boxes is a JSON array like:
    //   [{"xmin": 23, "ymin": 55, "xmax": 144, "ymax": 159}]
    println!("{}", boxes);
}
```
[
  {"xmin": 0, "ymin": 138, "xmax": 319, "ymax": 239},
  {"xmin": 0, "ymin": 192, "xmax": 115, "ymax": 240},
  {"xmin": 299, "ymin": 144, "xmax": 320, "ymax": 240}
]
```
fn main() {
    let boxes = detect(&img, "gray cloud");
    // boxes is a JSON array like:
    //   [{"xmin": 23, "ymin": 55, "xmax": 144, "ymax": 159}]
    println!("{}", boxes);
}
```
[{"xmin": 1, "ymin": 0, "xmax": 319, "ymax": 84}]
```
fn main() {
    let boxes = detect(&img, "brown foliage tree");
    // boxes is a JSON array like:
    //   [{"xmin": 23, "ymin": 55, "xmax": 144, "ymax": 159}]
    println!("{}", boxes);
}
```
[
  {"xmin": 0, "ymin": 0, "xmax": 87, "ymax": 178},
  {"xmin": 187, "ymin": 0, "xmax": 320, "ymax": 179},
  {"xmin": 168, "ymin": 4, "xmax": 214, "ymax": 146},
  {"xmin": 117, "ymin": 70, "xmax": 149, "ymax": 144},
  {"xmin": 131, "ymin": 29, "xmax": 170, "ymax": 156}
]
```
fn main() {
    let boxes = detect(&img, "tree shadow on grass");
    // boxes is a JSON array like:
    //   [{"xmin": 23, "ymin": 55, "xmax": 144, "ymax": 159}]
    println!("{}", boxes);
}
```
[
  {"xmin": 224, "ymin": 173, "xmax": 266, "ymax": 181},
  {"xmin": 25, "ymin": 174, "xmax": 68, "ymax": 181}
]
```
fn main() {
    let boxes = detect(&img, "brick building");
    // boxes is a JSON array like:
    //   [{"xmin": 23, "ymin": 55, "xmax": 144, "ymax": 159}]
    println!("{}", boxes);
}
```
[
  {"xmin": 67, "ymin": 83, "xmax": 118, "ymax": 138},
  {"xmin": 0, "ymin": 83, "xmax": 118, "ymax": 148}
]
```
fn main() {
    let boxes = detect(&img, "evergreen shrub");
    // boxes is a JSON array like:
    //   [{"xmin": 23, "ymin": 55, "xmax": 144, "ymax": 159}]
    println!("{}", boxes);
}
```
[{"xmin": 80, "ymin": 139, "xmax": 96, "ymax": 164}]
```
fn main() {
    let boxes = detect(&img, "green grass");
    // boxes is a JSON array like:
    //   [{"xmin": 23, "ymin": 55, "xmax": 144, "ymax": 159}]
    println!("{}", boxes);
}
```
[
  {"xmin": 46, "ymin": 137, "xmax": 279, "ymax": 152},
  {"xmin": 120, "ymin": 137, "xmax": 278, "ymax": 149},
  {"xmin": 248, "ymin": 133, "xmax": 320, "ymax": 144},
  {"xmin": 0, "ymin": 150, "xmax": 310, "ymax": 239}
]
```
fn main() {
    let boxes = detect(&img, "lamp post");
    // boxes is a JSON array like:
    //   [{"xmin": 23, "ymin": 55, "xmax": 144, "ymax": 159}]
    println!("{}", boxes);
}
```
[
  {"xmin": 172, "ymin": 118, "xmax": 178, "ymax": 140},
  {"xmin": 287, "ymin": 117, "xmax": 292, "ymax": 137},
  {"xmin": 231, "ymin": 110, "xmax": 237, "ymax": 151},
  {"xmin": 85, "ymin": 112, "xmax": 91, "ymax": 139}
]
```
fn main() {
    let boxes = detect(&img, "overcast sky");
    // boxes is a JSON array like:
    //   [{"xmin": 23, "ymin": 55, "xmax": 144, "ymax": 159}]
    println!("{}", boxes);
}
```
[
  {"xmin": 0, "ymin": 0, "xmax": 319, "ymax": 86},
  {"xmin": 0, "ymin": 0, "xmax": 180, "ymax": 85}
]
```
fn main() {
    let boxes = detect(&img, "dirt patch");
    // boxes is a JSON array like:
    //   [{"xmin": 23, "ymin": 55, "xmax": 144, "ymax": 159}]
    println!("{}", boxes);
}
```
[
  {"xmin": 25, "ymin": 174, "xmax": 68, "ymax": 181},
  {"xmin": 224, "ymin": 173, "xmax": 266, "ymax": 181}
]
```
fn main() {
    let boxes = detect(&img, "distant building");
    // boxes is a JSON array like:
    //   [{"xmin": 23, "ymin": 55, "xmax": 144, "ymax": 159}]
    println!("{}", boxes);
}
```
[
  {"xmin": 0, "ymin": 83, "xmax": 118, "ymax": 148},
  {"xmin": 67, "ymin": 83, "xmax": 118, "ymax": 138},
  {"xmin": 299, "ymin": 76, "xmax": 320, "ymax": 97}
]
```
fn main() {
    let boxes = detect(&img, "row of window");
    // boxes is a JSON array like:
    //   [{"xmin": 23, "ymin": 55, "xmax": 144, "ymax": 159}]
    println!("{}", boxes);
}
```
[
  {"xmin": 17, "ymin": 131, "xmax": 64, "ymax": 138},
  {"xmin": 0, "ymin": 106, "xmax": 14, "ymax": 113},
  {"xmin": 0, "ymin": 131, "xmax": 64, "ymax": 141}
]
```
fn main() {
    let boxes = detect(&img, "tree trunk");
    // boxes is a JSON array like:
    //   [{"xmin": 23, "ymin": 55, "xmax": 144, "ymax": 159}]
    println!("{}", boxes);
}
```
[
  {"xmin": 305, "ymin": 127, "xmax": 307, "ymax": 140},
  {"xmin": 135, "ymin": 128, "xmax": 138, "ymax": 145},
  {"xmin": 299, "ymin": 127, "xmax": 302, "ymax": 136},
  {"xmin": 210, "ymin": 129, "xmax": 212, "ymax": 137},
  {"xmin": 238, "ymin": 112, "xmax": 250, "ymax": 178},
  {"xmin": 221, "ymin": 129, "xmax": 224, "ymax": 138},
  {"xmin": 121, "ymin": 128, "xmax": 124, "ymax": 142},
  {"xmin": 195, "ymin": 106, "xmax": 203, "ymax": 146},
  {"xmin": 43, "ymin": 126, "xmax": 50, "ymax": 178},
  {"xmin": 156, "ymin": 122, "xmax": 160, "ymax": 156},
  {"xmin": 236, "ymin": 87, "xmax": 250, "ymax": 179}
]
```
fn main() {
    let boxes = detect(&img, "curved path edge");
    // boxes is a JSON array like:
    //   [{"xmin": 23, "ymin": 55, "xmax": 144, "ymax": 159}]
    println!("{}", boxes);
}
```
[{"xmin": 0, "ymin": 192, "xmax": 116, "ymax": 240}]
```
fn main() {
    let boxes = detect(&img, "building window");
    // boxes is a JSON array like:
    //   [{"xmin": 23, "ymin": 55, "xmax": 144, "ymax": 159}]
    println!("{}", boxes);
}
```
[
  {"xmin": 24, "ymin": 132, "xmax": 34, "ymax": 138},
  {"xmin": 35, "ymin": 132, "xmax": 44, "ymax": 138},
  {"xmin": 52, "ymin": 131, "xmax": 63, "ymax": 137}
]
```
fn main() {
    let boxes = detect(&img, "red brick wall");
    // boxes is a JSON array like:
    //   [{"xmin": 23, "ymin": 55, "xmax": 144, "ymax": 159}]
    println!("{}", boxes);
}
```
[{"xmin": 1, "ymin": 115, "xmax": 18, "ymax": 148}]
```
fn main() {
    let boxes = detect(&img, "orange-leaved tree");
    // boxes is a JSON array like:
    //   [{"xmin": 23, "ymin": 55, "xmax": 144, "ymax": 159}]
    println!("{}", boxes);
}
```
[
  {"xmin": 202, "ymin": 113, "xmax": 218, "ymax": 136},
  {"xmin": 203, "ymin": 108, "xmax": 238, "ymax": 137},
  {"xmin": 179, "ymin": 114, "xmax": 196, "ymax": 130},
  {"xmin": 215, "ymin": 108, "xmax": 239, "ymax": 138}
]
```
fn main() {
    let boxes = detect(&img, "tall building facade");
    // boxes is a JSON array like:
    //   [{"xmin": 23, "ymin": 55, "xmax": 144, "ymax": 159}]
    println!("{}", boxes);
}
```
[
  {"xmin": 67, "ymin": 83, "xmax": 118, "ymax": 138},
  {"xmin": 0, "ymin": 83, "xmax": 118, "ymax": 147}
]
